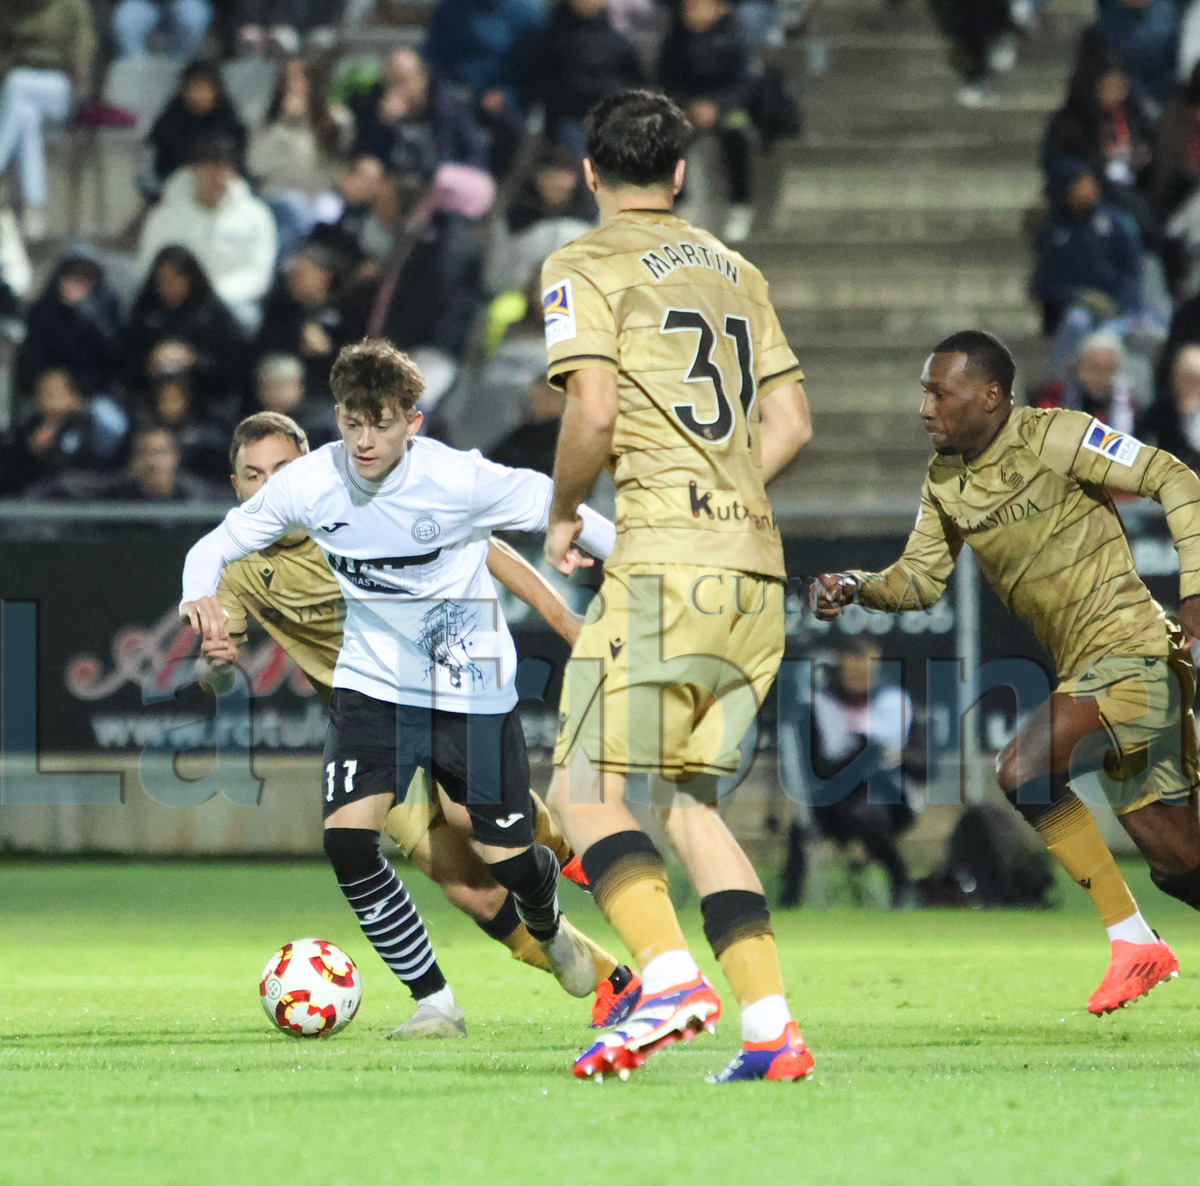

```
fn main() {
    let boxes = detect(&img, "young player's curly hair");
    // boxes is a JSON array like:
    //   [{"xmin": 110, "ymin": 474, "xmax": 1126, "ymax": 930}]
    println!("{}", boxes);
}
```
[
  {"xmin": 229, "ymin": 411, "xmax": 309, "ymax": 473},
  {"xmin": 330, "ymin": 340, "xmax": 425, "ymax": 423},
  {"xmin": 583, "ymin": 90, "xmax": 692, "ymax": 188}
]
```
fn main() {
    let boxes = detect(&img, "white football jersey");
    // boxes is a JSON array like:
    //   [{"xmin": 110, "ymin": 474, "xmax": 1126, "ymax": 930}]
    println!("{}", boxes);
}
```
[{"xmin": 182, "ymin": 438, "xmax": 611, "ymax": 713}]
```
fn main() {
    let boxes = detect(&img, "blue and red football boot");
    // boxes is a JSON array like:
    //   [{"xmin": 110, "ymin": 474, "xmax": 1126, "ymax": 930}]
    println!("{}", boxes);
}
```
[
  {"xmin": 709, "ymin": 1021, "xmax": 815, "ymax": 1083},
  {"xmin": 574, "ymin": 973, "xmax": 721, "ymax": 1081}
]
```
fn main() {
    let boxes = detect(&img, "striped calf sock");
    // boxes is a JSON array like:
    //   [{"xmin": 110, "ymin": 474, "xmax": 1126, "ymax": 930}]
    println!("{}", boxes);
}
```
[{"xmin": 323, "ymin": 828, "xmax": 446, "ymax": 1000}]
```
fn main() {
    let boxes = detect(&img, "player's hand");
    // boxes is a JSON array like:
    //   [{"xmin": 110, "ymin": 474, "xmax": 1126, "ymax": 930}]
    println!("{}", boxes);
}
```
[
  {"xmin": 545, "ymin": 516, "xmax": 593, "ymax": 576},
  {"xmin": 1178, "ymin": 597, "xmax": 1200, "ymax": 645},
  {"xmin": 181, "ymin": 596, "xmax": 231, "ymax": 643},
  {"xmin": 200, "ymin": 635, "xmax": 239, "ymax": 664},
  {"xmin": 809, "ymin": 573, "xmax": 857, "ymax": 620}
]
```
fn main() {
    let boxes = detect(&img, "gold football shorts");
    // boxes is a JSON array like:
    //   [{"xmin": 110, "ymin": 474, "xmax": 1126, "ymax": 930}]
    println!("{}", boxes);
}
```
[
  {"xmin": 385, "ymin": 774, "xmax": 560, "ymax": 860},
  {"xmin": 1059, "ymin": 622, "xmax": 1200, "ymax": 815},
  {"xmin": 384, "ymin": 769, "xmax": 442, "ymax": 858},
  {"xmin": 552, "ymin": 564, "xmax": 785, "ymax": 779}
]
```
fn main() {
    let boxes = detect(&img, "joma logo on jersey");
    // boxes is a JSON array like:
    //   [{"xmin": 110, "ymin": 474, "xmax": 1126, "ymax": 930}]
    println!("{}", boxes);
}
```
[
  {"xmin": 1082, "ymin": 422, "xmax": 1142, "ymax": 467},
  {"xmin": 542, "ymin": 279, "xmax": 576, "ymax": 347},
  {"xmin": 688, "ymin": 481, "xmax": 776, "ymax": 530}
]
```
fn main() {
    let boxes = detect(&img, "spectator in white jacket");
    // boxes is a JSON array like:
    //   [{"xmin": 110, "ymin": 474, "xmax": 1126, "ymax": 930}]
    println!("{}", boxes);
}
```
[{"xmin": 137, "ymin": 134, "xmax": 277, "ymax": 330}]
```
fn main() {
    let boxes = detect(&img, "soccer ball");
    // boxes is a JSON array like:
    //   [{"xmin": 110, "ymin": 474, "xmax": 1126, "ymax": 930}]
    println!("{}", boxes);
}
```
[{"xmin": 259, "ymin": 938, "xmax": 362, "ymax": 1038}]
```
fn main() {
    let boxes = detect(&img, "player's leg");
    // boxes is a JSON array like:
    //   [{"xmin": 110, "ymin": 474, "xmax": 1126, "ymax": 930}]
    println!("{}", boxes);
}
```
[
  {"xmin": 1113, "ymin": 634, "xmax": 1200, "ymax": 917},
  {"xmin": 431, "ymin": 707, "xmax": 600, "ymax": 1000},
  {"xmin": 1119, "ymin": 798, "xmax": 1200, "ymax": 897},
  {"xmin": 323, "ymin": 794, "xmax": 463, "ymax": 1037},
  {"xmin": 548, "ymin": 567, "xmax": 789, "ymax": 1079},
  {"xmin": 656, "ymin": 577, "xmax": 812, "ymax": 1081},
  {"xmin": 656, "ymin": 776, "xmax": 813, "ymax": 1083},
  {"xmin": 321, "ymin": 691, "xmax": 461, "ymax": 1038},
  {"xmin": 411, "ymin": 809, "xmax": 641, "ymax": 1026},
  {"xmin": 996, "ymin": 689, "xmax": 1175, "ymax": 1012},
  {"xmin": 389, "ymin": 770, "xmax": 639, "ymax": 1020},
  {"xmin": 548, "ymin": 566, "xmax": 705, "ymax": 1008},
  {"xmin": 547, "ymin": 756, "xmax": 722, "ymax": 1080}
]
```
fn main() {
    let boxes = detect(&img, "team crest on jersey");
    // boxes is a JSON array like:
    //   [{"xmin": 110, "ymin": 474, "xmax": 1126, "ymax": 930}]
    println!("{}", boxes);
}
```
[
  {"xmin": 542, "ymin": 279, "xmax": 576, "ymax": 347},
  {"xmin": 1082, "ymin": 420, "xmax": 1142, "ymax": 467},
  {"xmin": 411, "ymin": 517, "xmax": 441, "ymax": 544}
]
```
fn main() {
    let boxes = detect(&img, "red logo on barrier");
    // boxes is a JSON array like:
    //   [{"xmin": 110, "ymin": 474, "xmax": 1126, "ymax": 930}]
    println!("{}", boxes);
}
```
[{"xmin": 65, "ymin": 608, "xmax": 316, "ymax": 700}]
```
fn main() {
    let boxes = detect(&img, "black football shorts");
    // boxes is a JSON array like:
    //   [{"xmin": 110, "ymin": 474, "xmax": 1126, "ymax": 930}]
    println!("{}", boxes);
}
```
[{"xmin": 321, "ymin": 689, "xmax": 535, "ymax": 847}]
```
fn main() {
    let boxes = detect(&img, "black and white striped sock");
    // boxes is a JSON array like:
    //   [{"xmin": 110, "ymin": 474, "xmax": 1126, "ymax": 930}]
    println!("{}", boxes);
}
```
[{"xmin": 323, "ymin": 828, "xmax": 446, "ymax": 999}]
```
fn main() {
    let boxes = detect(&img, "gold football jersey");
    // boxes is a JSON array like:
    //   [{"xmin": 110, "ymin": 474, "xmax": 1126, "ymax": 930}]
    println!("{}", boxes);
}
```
[
  {"xmin": 218, "ymin": 537, "xmax": 343, "ymax": 697},
  {"xmin": 850, "ymin": 407, "xmax": 1200, "ymax": 678},
  {"xmin": 541, "ymin": 209, "xmax": 802, "ymax": 578}
]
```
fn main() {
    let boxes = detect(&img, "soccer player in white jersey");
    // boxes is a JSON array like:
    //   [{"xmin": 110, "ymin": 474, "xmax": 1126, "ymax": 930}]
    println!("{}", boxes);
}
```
[{"xmin": 180, "ymin": 341, "xmax": 615, "ymax": 1031}]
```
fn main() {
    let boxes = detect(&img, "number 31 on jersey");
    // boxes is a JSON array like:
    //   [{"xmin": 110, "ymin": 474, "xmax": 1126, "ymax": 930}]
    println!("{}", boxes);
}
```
[{"xmin": 661, "ymin": 308, "xmax": 756, "ymax": 445}]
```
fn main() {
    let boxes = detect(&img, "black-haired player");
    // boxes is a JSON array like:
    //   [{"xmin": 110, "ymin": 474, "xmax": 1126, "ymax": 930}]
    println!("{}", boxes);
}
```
[{"xmin": 814, "ymin": 329, "xmax": 1200, "ymax": 1014}]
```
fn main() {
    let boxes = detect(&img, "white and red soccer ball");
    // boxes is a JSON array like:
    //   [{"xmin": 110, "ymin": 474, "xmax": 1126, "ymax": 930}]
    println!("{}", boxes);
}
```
[{"xmin": 260, "ymin": 938, "xmax": 362, "ymax": 1037}]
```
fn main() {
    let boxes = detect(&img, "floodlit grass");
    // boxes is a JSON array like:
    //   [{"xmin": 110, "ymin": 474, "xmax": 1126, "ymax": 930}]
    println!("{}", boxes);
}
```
[{"xmin": 1, "ymin": 859, "xmax": 1197, "ymax": 1185}]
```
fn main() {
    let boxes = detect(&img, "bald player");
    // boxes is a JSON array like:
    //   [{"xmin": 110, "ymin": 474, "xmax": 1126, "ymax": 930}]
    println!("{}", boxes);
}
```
[
  {"xmin": 540, "ymin": 90, "xmax": 815, "ymax": 1083},
  {"xmin": 813, "ymin": 329, "xmax": 1200, "ymax": 1015},
  {"xmin": 199, "ymin": 411, "xmax": 641, "ymax": 1036}
]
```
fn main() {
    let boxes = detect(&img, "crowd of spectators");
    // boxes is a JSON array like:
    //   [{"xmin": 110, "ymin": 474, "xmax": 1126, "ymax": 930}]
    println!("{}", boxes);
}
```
[
  {"xmin": 0, "ymin": 0, "xmax": 800, "ymax": 503},
  {"xmin": 1022, "ymin": 0, "xmax": 1200, "ymax": 469}
]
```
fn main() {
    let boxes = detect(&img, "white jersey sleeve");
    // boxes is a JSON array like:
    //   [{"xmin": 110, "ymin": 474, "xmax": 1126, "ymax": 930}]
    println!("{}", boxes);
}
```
[
  {"xmin": 468, "ymin": 454, "xmax": 555, "ymax": 532},
  {"xmin": 466, "ymin": 453, "xmax": 616, "ymax": 559},
  {"xmin": 180, "ymin": 466, "xmax": 306, "ymax": 606}
]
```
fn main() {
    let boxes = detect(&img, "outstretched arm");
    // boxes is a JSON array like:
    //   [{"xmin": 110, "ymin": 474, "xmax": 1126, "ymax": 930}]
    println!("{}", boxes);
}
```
[
  {"xmin": 812, "ymin": 482, "xmax": 961, "ymax": 618},
  {"xmin": 486, "ymin": 538, "xmax": 584, "ymax": 646},
  {"xmin": 180, "ymin": 473, "xmax": 304, "ymax": 641}
]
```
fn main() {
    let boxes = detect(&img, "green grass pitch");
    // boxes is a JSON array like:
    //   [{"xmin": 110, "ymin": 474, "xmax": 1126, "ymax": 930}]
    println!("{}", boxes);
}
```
[{"xmin": 1, "ymin": 859, "xmax": 1197, "ymax": 1186}]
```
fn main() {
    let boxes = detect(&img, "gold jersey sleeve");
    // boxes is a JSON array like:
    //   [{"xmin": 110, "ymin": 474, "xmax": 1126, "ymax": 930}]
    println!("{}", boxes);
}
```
[
  {"xmin": 852, "ymin": 406, "xmax": 1200, "ymax": 678},
  {"xmin": 541, "ymin": 210, "xmax": 801, "ymax": 578},
  {"xmin": 850, "ymin": 482, "xmax": 964, "ymax": 613},
  {"xmin": 219, "ymin": 537, "xmax": 344, "ymax": 698}
]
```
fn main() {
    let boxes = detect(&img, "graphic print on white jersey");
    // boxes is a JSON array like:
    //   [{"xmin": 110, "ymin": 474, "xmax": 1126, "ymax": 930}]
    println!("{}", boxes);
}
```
[
  {"xmin": 417, "ymin": 601, "xmax": 483, "ymax": 690},
  {"xmin": 181, "ymin": 437, "xmax": 616, "ymax": 713}
]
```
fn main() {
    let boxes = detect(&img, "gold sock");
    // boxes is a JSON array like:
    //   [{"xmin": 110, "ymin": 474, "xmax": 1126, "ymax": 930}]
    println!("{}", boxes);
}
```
[
  {"xmin": 596, "ymin": 868, "xmax": 688, "ymax": 969},
  {"xmin": 532, "ymin": 791, "xmax": 573, "ymax": 865},
  {"xmin": 717, "ymin": 934, "xmax": 785, "ymax": 1009},
  {"xmin": 500, "ymin": 923, "xmax": 552, "ymax": 972},
  {"xmin": 1036, "ymin": 793, "xmax": 1138, "ymax": 927}
]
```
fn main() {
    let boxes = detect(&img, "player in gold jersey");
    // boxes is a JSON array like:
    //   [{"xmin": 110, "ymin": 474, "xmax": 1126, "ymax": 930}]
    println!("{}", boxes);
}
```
[
  {"xmin": 814, "ymin": 330, "xmax": 1200, "ymax": 1014},
  {"xmin": 539, "ymin": 91, "xmax": 815, "ymax": 1082},
  {"xmin": 199, "ymin": 411, "xmax": 641, "ymax": 1035}
]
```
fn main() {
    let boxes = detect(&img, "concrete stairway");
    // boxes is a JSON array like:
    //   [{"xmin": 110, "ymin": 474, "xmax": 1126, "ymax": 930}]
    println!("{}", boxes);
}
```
[{"xmin": 764, "ymin": 0, "xmax": 1096, "ymax": 521}]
